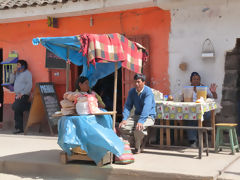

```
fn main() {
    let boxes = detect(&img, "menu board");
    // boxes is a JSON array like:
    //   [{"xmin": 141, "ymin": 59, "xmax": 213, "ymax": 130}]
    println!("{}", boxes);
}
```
[
  {"xmin": 38, "ymin": 82, "xmax": 61, "ymax": 128},
  {"xmin": 25, "ymin": 82, "xmax": 60, "ymax": 135},
  {"xmin": 46, "ymin": 49, "xmax": 66, "ymax": 69}
]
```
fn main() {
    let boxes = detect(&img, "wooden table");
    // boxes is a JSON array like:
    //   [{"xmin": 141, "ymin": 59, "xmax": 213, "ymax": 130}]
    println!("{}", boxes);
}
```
[{"xmin": 155, "ymin": 101, "xmax": 218, "ymax": 148}]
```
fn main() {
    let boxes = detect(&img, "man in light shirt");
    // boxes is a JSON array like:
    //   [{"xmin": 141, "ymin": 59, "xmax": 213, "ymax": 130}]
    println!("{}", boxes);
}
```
[{"xmin": 10, "ymin": 60, "xmax": 32, "ymax": 134}]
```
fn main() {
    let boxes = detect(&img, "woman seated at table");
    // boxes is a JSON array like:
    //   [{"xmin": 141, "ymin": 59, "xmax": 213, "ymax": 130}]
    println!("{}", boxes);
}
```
[
  {"xmin": 190, "ymin": 72, "xmax": 217, "ymax": 101},
  {"xmin": 75, "ymin": 76, "xmax": 105, "ymax": 109},
  {"xmin": 187, "ymin": 72, "xmax": 217, "ymax": 147}
]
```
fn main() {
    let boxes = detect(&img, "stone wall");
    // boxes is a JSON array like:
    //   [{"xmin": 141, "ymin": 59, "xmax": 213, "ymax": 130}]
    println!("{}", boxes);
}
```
[
  {"xmin": 216, "ymin": 40, "xmax": 240, "ymax": 124},
  {"xmin": 2, "ymin": 104, "xmax": 15, "ymax": 130},
  {"xmin": 2, "ymin": 104, "xmax": 29, "ymax": 130}
]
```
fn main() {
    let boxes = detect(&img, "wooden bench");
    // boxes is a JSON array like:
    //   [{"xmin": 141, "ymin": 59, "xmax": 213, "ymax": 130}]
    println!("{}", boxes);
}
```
[{"xmin": 146, "ymin": 125, "xmax": 213, "ymax": 159}]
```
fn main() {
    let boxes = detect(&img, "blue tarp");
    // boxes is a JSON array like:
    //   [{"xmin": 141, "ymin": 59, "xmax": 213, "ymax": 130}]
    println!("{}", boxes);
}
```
[
  {"xmin": 32, "ymin": 36, "xmax": 121, "ymax": 87},
  {"xmin": 58, "ymin": 113, "xmax": 124, "ymax": 164}
]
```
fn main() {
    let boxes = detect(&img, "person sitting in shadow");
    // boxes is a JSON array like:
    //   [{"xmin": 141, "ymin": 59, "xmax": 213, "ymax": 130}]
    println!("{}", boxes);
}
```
[
  {"xmin": 75, "ymin": 76, "xmax": 105, "ymax": 109},
  {"xmin": 186, "ymin": 72, "xmax": 217, "ymax": 148}
]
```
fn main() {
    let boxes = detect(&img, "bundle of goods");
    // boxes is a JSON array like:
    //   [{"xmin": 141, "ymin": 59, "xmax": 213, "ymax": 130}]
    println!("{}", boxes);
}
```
[
  {"xmin": 76, "ymin": 92, "xmax": 103, "ymax": 115},
  {"xmin": 151, "ymin": 88, "xmax": 163, "ymax": 101},
  {"xmin": 60, "ymin": 99, "xmax": 76, "ymax": 115},
  {"xmin": 76, "ymin": 96, "xmax": 89, "ymax": 115},
  {"xmin": 60, "ymin": 92, "xmax": 81, "ymax": 115},
  {"xmin": 63, "ymin": 91, "xmax": 81, "ymax": 102},
  {"xmin": 60, "ymin": 91, "xmax": 103, "ymax": 115}
]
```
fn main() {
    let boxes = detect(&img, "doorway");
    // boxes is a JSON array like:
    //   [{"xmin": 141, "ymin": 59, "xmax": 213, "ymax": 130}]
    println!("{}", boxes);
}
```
[
  {"xmin": 0, "ymin": 48, "xmax": 3, "ymax": 123},
  {"xmin": 92, "ymin": 68, "xmax": 122, "ymax": 123}
]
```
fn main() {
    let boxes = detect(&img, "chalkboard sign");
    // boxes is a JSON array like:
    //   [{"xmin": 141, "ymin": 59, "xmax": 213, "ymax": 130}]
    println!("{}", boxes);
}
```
[
  {"xmin": 38, "ymin": 82, "xmax": 61, "ymax": 128},
  {"xmin": 46, "ymin": 49, "xmax": 66, "ymax": 69},
  {"xmin": 25, "ymin": 82, "xmax": 60, "ymax": 135}
]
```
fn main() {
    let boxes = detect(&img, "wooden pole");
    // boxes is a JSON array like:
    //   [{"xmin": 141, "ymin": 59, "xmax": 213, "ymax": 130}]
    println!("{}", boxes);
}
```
[
  {"xmin": 211, "ymin": 110, "xmax": 216, "ymax": 148},
  {"xmin": 66, "ymin": 47, "xmax": 70, "ymax": 91},
  {"xmin": 112, "ymin": 62, "xmax": 118, "ymax": 129}
]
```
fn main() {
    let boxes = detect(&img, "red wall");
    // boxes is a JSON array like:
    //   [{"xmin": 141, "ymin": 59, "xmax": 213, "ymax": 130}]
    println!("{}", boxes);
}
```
[{"xmin": 0, "ymin": 7, "xmax": 170, "ymax": 104}]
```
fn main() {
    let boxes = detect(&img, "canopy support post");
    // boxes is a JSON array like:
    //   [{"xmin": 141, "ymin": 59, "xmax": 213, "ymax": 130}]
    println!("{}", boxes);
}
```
[
  {"xmin": 112, "ymin": 62, "xmax": 118, "ymax": 129},
  {"xmin": 66, "ymin": 47, "xmax": 70, "ymax": 91}
]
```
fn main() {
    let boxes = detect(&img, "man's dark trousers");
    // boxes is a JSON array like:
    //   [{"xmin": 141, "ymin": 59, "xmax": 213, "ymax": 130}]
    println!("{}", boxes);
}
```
[{"xmin": 12, "ymin": 95, "xmax": 30, "ymax": 131}]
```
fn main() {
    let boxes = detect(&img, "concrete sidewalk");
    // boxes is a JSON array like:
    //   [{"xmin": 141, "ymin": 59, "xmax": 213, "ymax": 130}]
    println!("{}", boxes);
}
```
[{"xmin": 0, "ymin": 133, "xmax": 240, "ymax": 180}]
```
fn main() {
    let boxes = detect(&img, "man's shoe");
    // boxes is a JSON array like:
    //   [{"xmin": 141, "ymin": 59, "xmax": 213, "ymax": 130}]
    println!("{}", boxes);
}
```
[
  {"xmin": 133, "ymin": 148, "xmax": 141, "ymax": 154},
  {"xmin": 190, "ymin": 141, "xmax": 197, "ymax": 148},
  {"xmin": 13, "ymin": 129, "xmax": 24, "ymax": 134}
]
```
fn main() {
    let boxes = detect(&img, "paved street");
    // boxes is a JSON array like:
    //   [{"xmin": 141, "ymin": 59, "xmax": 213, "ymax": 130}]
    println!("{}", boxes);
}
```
[
  {"xmin": 0, "ymin": 131, "xmax": 240, "ymax": 180},
  {"xmin": 0, "ymin": 173, "xmax": 44, "ymax": 180}
]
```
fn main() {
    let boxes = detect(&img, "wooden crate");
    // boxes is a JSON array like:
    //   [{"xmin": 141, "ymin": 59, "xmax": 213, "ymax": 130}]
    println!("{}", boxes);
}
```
[{"xmin": 60, "ymin": 151, "xmax": 112, "ymax": 167}]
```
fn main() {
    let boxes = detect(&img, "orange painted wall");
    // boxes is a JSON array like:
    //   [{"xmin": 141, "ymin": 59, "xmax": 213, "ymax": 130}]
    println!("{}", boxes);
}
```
[{"xmin": 0, "ymin": 7, "xmax": 170, "ymax": 104}]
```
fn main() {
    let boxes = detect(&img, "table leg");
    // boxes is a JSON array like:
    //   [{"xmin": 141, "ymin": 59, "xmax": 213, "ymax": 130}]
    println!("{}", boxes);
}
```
[
  {"xmin": 166, "ymin": 120, "xmax": 171, "ymax": 146},
  {"xmin": 211, "ymin": 110, "xmax": 215, "ymax": 148},
  {"xmin": 198, "ymin": 119, "xmax": 203, "ymax": 155},
  {"xmin": 198, "ymin": 130, "xmax": 203, "ymax": 159},
  {"xmin": 179, "ymin": 121, "xmax": 184, "ymax": 144},
  {"xmin": 174, "ymin": 120, "xmax": 178, "ymax": 145},
  {"xmin": 205, "ymin": 130, "xmax": 209, "ymax": 156},
  {"xmin": 160, "ymin": 119, "xmax": 164, "ymax": 146},
  {"xmin": 198, "ymin": 118, "xmax": 202, "ymax": 127}
]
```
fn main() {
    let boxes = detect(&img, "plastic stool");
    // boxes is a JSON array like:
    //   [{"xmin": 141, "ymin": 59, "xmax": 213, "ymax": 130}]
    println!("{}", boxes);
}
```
[{"xmin": 215, "ymin": 123, "xmax": 239, "ymax": 154}]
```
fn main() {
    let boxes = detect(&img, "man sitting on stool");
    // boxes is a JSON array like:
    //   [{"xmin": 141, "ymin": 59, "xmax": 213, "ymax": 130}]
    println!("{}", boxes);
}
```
[{"xmin": 119, "ymin": 73, "xmax": 156, "ymax": 154}]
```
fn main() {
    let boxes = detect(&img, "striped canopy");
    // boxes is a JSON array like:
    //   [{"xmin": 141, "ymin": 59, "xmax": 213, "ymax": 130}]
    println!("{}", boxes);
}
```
[{"xmin": 32, "ymin": 33, "xmax": 148, "ymax": 87}]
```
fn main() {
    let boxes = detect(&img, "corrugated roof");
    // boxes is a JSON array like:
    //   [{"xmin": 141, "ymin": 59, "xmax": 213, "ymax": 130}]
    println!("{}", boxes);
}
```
[{"xmin": 0, "ymin": 0, "xmax": 87, "ymax": 10}]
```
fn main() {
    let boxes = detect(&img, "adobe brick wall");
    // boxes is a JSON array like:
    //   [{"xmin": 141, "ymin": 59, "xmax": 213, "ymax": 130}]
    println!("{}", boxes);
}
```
[{"xmin": 216, "ymin": 48, "xmax": 240, "ymax": 125}]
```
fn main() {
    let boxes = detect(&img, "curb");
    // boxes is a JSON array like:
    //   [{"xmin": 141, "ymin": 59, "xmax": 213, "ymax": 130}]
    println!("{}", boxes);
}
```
[{"xmin": 0, "ymin": 160, "xmax": 215, "ymax": 180}]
